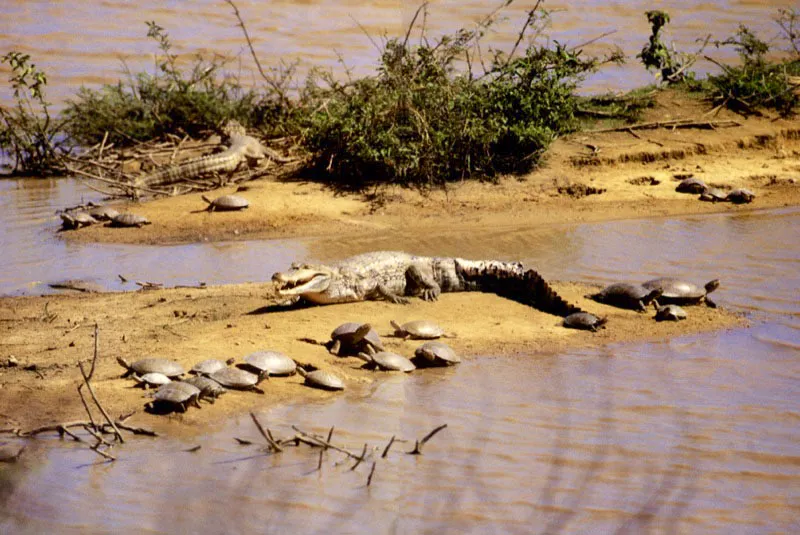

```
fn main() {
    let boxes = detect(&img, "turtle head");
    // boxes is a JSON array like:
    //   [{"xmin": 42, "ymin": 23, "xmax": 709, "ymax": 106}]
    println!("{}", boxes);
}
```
[
  {"xmin": 705, "ymin": 279, "xmax": 720, "ymax": 294},
  {"xmin": 116, "ymin": 356, "xmax": 131, "ymax": 370},
  {"xmin": 644, "ymin": 288, "xmax": 663, "ymax": 305},
  {"xmin": 271, "ymin": 265, "xmax": 335, "ymax": 303}
]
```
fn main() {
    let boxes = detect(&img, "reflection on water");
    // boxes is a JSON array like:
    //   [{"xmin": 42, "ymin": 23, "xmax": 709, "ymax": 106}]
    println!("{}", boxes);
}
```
[
  {"xmin": 1, "ymin": 0, "xmax": 796, "ymax": 111},
  {"xmin": 1, "ymin": 203, "xmax": 798, "ymax": 533}
]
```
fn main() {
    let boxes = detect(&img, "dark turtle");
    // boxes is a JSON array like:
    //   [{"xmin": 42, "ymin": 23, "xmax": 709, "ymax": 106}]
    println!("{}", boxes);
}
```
[
  {"xmin": 131, "ymin": 372, "xmax": 171, "ymax": 389},
  {"xmin": 201, "ymin": 194, "xmax": 249, "ymax": 212},
  {"xmin": 390, "ymin": 320, "xmax": 449, "ymax": 340},
  {"xmin": 698, "ymin": 188, "xmax": 728, "ymax": 202},
  {"xmin": 588, "ymin": 283, "xmax": 663, "ymax": 312},
  {"xmin": 328, "ymin": 322, "xmax": 384, "ymax": 356},
  {"xmin": 641, "ymin": 277, "xmax": 720, "ymax": 308},
  {"xmin": 563, "ymin": 312, "xmax": 608, "ymax": 332},
  {"xmin": 60, "ymin": 212, "xmax": 98, "ymax": 229},
  {"xmin": 0, "ymin": 442, "xmax": 26, "ymax": 463},
  {"xmin": 190, "ymin": 358, "xmax": 230, "ymax": 376},
  {"xmin": 87, "ymin": 205, "xmax": 120, "ymax": 221},
  {"xmin": 653, "ymin": 302, "xmax": 688, "ymax": 322},
  {"xmin": 109, "ymin": 213, "xmax": 151, "ymax": 228},
  {"xmin": 413, "ymin": 341, "xmax": 460, "ymax": 367},
  {"xmin": 296, "ymin": 367, "xmax": 345, "ymax": 391},
  {"xmin": 209, "ymin": 367, "xmax": 265, "ymax": 393},
  {"xmin": 676, "ymin": 178, "xmax": 708, "ymax": 194},
  {"xmin": 148, "ymin": 381, "xmax": 202, "ymax": 412},
  {"xmin": 358, "ymin": 351, "xmax": 416, "ymax": 372},
  {"xmin": 183, "ymin": 375, "xmax": 227, "ymax": 402},
  {"xmin": 242, "ymin": 350, "xmax": 297, "ymax": 376},
  {"xmin": 726, "ymin": 188, "xmax": 755, "ymax": 204},
  {"xmin": 117, "ymin": 356, "xmax": 184, "ymax": 378}
]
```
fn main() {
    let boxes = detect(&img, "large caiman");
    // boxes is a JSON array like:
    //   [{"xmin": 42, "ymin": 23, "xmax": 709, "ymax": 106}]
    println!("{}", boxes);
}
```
[{"xmin": 271, "ymin": 251, "xmax": 583, "ymax": 317}]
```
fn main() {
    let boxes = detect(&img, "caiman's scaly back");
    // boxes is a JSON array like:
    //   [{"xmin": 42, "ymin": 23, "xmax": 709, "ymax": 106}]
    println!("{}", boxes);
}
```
[{"xmin": 272, "ymin": 250, "xmax": 583, "ymax": 317}]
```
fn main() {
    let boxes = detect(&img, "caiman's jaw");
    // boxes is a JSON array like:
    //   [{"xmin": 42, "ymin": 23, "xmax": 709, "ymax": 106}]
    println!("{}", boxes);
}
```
[{"xmin": 271, "ymin": 267, "xmax": 333, "ymax": 298}]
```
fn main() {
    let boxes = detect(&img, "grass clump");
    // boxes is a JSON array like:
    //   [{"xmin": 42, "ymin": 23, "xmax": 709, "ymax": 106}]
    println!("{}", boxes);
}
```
[
  {"xmin": 301, "ymin": 4, "xmax": 619, "ymax": 188},
  {"xmin": 706, "ymin": 9, "xmax": 800, "ymax": 116},
  {"xmin": 61, "ymin": 22, "xmax": 281, "ymax": 146}
]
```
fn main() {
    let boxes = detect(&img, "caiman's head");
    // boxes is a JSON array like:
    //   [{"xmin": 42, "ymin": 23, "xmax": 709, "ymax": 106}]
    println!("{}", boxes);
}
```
[{"xmin": 271, "ymin": 263, "xmax": 337, "ymax": 304}]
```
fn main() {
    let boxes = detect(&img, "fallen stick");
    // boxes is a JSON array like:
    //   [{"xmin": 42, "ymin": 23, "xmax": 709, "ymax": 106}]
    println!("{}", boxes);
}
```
[
  {"xmin": 350, "ymin": 443, "xmax": 368, "ymax": 471},
  {"xmin": 112, "ymin": 422, "xmax": 158, "ymax": 437},
  {"xmin": 78, "ymin": 324, "xmax": 124, "ymax": 443},
  {"xmin": 381, "ymin": 435, "xmax": 396, "ymax": 458},
  {"xmin": 250, "ymin": 412, "xmax": 283, "ymax": 452},
  {"xmin": 291, "ymin": 425, "xmax": 359, "ymax": 459},
  {"xmin": 587, "ymin": 118, "xmax": 741, "ymax": 134},
  {"xmin": 407, "ymin": 424, "xmax": 448, "ymax": 455},
  {"xmin": 21, "ymin": 421, "xmax": 94, "ymax": 436},
  {"xmin": 366, "ymin": 461, "xmax": 377, "ymax": 486}
]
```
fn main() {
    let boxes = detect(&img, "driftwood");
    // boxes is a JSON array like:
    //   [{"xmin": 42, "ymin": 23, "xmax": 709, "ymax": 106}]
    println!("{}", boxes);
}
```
[{"xmin": 587, "ymin": 118, "xmax": 741, "ymax": 134}]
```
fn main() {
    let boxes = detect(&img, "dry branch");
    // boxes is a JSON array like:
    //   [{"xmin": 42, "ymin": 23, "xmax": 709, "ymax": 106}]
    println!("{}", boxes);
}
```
[{"xmin": 587, "ymin": 118, "xmax": 741, "ymax": 134}]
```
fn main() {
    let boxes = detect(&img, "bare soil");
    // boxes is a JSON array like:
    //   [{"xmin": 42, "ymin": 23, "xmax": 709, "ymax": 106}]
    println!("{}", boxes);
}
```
[{"xmin": 1, "ymin": 90, "xmax": 796, "ymax": 434}]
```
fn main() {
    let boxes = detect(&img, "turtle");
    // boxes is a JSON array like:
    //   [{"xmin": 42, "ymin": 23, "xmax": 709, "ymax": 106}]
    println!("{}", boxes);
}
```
[
  {"xmin": 358, "ymin": 351, "xmax": 416, "ymax": 372},
  {"xmin": 563, "ymin": 312, "xmax": 608, "ymax": 332},
  {"xmin": 60, "ymin": 212, "xmax": 98, "ymax": 230},
  {"xmin": 201, "ymin": 194, "xmax": 249, "ymax": 212},
  {"xmin": 675, "ymin": 177, "xmax": 708, "ymax": 194},
  {"xmin": 296, "ymin": 367, "xmax": 345, "ymax": 391},
  {"xmin": 726, "ymin": 188, "xmax": 755, "ymax": 204},
  {"xmin": 183, "ymin": 375, "xmax": 227, "ymax": 403},
  {"xmin": 698, "ymin": 188, "xmax": 729, "ymax": 202},
  {"xmin": 328, "ymin": 322, "xmax": 384, "ymax": 356},
  {"xmin": 0, "ymin": 442, "xmax": 26, "ymax": 463},
  {"xmin": 653, "ymin": 302, "xmax": 688, "ymax": 322},
  {"xmin": 209, "ymin": 367, "xmax": 265, "ymax": 393},
  {"xmin": 641, "ymin": 277, "xmax": 720, "ymax": 308},
  {"xmin": 242, "ymin": 350, "xmax": 297, "ymax": 377},
  {"xmin": 109, "ymin": 213, "xmax": 151, "ymax": 228},
  {"xmin": 390, "ymin": 320, "xmax": 450, "ymax": 340},
  {"xmin": 117, "ymin": 356, "xmax": 185, "ymax": 378},
  {"xmin": 588, "ymin": 283, "xmax": 663, "ymax": 312},
  {"xmin": 131, "ymin": 372, "xmax": 171, "ymax": 389},
  {"xmin": 413, "ymin": 341, "xmax": 461, "ymax": 367},
  {"xmin": 87, "ymin": 205, "xmax": 120, "ymax": 221},
  {"xmin": 190, "ymin": 358, "xmax": 230, "ymax": 376},
  {"xmin": 148, "ymin": 381, "xmax": 202, "ymax": 412}
]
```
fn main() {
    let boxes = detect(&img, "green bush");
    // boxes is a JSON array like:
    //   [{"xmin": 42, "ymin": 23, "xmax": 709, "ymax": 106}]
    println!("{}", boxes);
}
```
[
  {"xmin": 301, "ymin": 9, "xmax": 609, "ymax": 189},
  {"xmin": 707, "ymin": 10, "xmax": 800, "ymax": 116}
]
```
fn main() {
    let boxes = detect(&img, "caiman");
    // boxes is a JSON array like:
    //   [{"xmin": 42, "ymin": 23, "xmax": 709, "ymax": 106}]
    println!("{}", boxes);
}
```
[
  {"xmin": 138, "ymin": 120, "xmax": 292, "ymax": 188},
  {"xmin": 271, "ymin": 251, "xmax": 583, "ymax": 317}
]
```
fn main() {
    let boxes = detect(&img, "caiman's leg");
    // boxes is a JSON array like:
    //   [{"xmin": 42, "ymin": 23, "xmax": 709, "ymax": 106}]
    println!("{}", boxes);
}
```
[
  {"xmin": 367, "ymin": 284, "xmax": 410, "ymax": 304},
  {"xmin": 406, "ymin": 265, "xmax": 442, "ymax": 301}
]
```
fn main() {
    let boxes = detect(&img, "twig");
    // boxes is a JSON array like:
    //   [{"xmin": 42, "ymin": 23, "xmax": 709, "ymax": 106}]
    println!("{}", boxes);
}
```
[
  {"xmin": 291, "ymin": 425, "xmax": 359, "ymax": 459},
  {"xmin": 408, "ymin": 424, "xmax": 448, "ymax": 455},
  {"xmin": 366, "ymin": 461, "xmax": 376, "ymax": 486},
  {"xmin": 402, "ymin": 3, "xmax": 428, "ymax": 49},
  {"xmin": 350, "ymin": 443, "xmax": 368, "ymax": 471},
  {"xmin": 78, "ymin": 325, "xmax": 124, "ymax": 443},
  {"xmin": 381, "ymin": 435, "xmax": 396, "ymax": 458},
  {"xmin": 317, "ymin": 449, "xmax": 324, "ymax": 471},
  {"xmin": 250, "ymin": 412, "xmax": 283, "ymax": 452},
  {"xmin": 113, "ymin": 422, "xmax": 158, "ymax": 437},
  {"xmin": 587, "ymin": 118, "xmax": 741, "ymax": 133}
]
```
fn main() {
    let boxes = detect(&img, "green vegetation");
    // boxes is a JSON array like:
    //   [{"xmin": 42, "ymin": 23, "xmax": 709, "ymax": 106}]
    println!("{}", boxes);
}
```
[
  {"xmin": 705, "ymin": 9, "xmax": 800, "ymax": 116},
  {"xmin": 1, "ymin": 3, "xmax": 798, "ymax": 184}
]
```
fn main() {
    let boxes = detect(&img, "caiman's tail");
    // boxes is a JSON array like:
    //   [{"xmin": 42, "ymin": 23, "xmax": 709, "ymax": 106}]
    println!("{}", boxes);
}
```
[{"xmin": 456, "ymin": 262, "xmax": 584, "ymax": 317}]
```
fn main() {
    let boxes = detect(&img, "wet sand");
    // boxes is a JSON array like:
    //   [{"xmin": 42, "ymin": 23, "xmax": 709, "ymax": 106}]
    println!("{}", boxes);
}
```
[{"xmin": 0, "ymin": 90, "xmax": 796, "ymax": 433}]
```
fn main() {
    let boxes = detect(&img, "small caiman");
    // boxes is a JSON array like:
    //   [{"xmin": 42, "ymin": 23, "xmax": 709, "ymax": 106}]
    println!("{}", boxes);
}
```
[{"xmin": 271, "ymin": 251, "xmax": 582, "ymax": 317}]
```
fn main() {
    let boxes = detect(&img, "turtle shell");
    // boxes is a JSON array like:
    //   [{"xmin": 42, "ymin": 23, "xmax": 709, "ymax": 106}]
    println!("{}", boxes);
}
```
[
  {"xmin": 110, "ymin": 213, "xmax": 151, "ymax": 227},
  {"xmin": 61, "ymin": 212, "xmax": 98, "ymax": 229},
  {"xmin": 134, "ymin": 372, "xmax": 172, "ymax": 388},
  {"xmin": 365, "ymin": 351, "xmax": 416, "ymax": 372},
  {"xmin": 641, "ymin": 277, "xmax": 719, "ymax": 305},
  {"xmin": 243, "ymin": 350, "xmax": 297, "ymax": 376},
  {"xmin": 390, "ymin": 320, "xmax": 446, "ymax": 340},
  {"xmin": 87, "ymin": 205, "xmax": 120, "ymax": 221},
  {"xmin": 203, "ymin": 194, "xmax": 249, "ymax": 211},
  {"xmin": 726, "ymin": 188, "xmax": 755, "ymax": 204},
  {"xmin": 191, "ymin": 358, "xmax": 229, "ymax": 375},
  {"xmin": 118, "ymin": 357, "xmax": 184, "ymax": 377},
  {"xmin": 589, "ymin": 283, "xmax": 662, "ymax": 311},
  {"xmin": 183, "ymin": 375, "xmax": 227, "ymax": 400},
  {"xmin": 654, "ymin": 303, "xmax": 688, "ymax": 321},
  {"xmin": 675, "ymin": 178, "xmax": 708, "ymax": 194},
  {"xmin": 563, "ymin": 312, "xmax": 608, "ymax": 332},
  {"xmin": 699, "ymin": 188, "xmax": 728, "ymax": 202},
  {"xmin": 209, "ymin": 367, "xmax": 261, "ymax": 390},
  {"xmin": 298, "ymin": 368, "xmax": 345, "ymax": 391},
  {"xmin": 152, "ymin": 381, "xmax": 201, "ymax": 410},
  {"xmin": 414, "ymin": 341, "xmax": 460, "ymax": 366},
  {"xmin": 329, "ymin": 322, "xmax": 384, "ymax": 355}
]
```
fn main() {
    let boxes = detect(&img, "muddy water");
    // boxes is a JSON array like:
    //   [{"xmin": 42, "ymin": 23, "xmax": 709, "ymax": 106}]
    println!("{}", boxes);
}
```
[
  {"xmin": 1, "ymin": 0, "xmax": 797, "ymax": 112},
  {"xmin": 1, "ymin": 199, "xmax": 799, "ymax": 532}
]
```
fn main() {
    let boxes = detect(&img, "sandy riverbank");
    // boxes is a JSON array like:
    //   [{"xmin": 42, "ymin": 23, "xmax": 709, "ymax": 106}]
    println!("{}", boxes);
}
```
[{"xmin": 0, "ymin": 90, "xmax": 796, "ymax": 433}]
